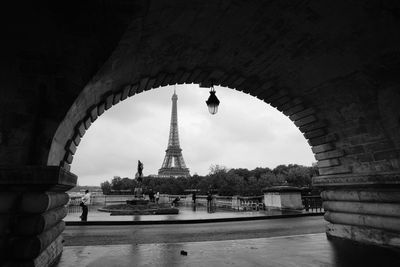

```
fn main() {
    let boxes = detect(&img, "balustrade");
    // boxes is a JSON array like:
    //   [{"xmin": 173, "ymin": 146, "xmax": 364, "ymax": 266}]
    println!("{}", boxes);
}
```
[
  {"xmin": 65, "ymin": 193, "xmax": 324, "ymax": 213},
  {"xmin": 302, "ymin": 195, "xmax": 323, "ymax": 212}
]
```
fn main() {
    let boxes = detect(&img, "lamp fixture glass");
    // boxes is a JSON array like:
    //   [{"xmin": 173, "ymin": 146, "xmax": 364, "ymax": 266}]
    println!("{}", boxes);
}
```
[{"xmin": 206, "ymin": 85, "xmax": 220, "ymax": 115}]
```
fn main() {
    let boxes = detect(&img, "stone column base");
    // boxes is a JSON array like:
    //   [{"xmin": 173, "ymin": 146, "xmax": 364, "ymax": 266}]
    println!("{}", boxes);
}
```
[
  {"xmin": 326, "ymin": 223, "xmax": 400, "ymax": 248},
  {"xmin": 0, "ymin": 166, "xmax": 77, "ymax": 266},
  {"xmin": 313, "ymin": 171, "xmax": 400, "ymax": 249}
]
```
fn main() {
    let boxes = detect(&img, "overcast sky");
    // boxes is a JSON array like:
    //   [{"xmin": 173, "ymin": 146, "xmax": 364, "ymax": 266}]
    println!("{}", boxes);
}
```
[{"xmin": 71, "ymin": 84, "xmax": 315, "ymax": 186}]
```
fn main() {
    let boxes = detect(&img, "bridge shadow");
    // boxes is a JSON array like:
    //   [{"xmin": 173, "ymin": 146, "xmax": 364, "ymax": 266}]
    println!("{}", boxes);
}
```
[{"xmin": 328, "ymin": 237, "xmax": 400, "ymax": 267}]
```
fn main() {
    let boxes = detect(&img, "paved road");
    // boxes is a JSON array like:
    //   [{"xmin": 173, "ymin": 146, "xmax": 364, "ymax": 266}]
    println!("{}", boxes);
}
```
[{"xmin": 63, "ymin": 216, "xmax": 325, "ymax": 246}]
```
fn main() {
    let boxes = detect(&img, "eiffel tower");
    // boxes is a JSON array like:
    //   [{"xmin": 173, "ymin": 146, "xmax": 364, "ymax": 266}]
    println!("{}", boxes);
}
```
[{"xmin": 158, "ymin": 89, "xmax": 190, "ymax": 177}]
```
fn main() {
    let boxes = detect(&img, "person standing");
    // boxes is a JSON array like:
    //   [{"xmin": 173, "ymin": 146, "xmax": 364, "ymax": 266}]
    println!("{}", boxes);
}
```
[
  {"xmin": 206, "ymin": 192, "xmax": 213, "ymax": 213},
  {"xmin": 192, "ymin": 192, "xmax": 197, "ymax": 204},
  {"xmin": 192, "ymin": 192, "xmax": 197, "ymax": 212},
  {"xmin": 155, "ymin": 192, "xmax": 160, "ymax": 204},
  {"xmin": 149, "ymin": 190, "xmax": 155, "ymax": 202},
  {"xmin": 80, "ymin": 190, "xmax": 91, "ymax": 221}
]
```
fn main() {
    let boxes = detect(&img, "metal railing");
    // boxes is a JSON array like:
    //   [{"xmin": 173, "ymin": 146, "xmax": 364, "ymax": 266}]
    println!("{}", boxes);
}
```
[
  {"xmin": 66, "ymin": 194, "xmax": 324, "ymax": 213},
  {"xmin": 302, "ymin": 195, "xmax": 323, "ymax": 212},
  {"xmin": 232, "ymin": 196, "xmax": 264, "ymax": 211},
  {"xmin": 66, "ymin": 195, "xmax": 133, "ymax": 213},
  {"xmin": 164, "ymin": 194, "xmax": 264, "ymax": 211}
]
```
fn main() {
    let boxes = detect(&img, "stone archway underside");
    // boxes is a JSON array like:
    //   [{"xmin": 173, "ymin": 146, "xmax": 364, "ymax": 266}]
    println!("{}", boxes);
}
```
[
  {"xmin": 47, "ymin": 0, "xmax": 400, "ymax": 181},
  {"xmin": 53, "ymin": 71, "xmax": 343, "ymax": 177}
]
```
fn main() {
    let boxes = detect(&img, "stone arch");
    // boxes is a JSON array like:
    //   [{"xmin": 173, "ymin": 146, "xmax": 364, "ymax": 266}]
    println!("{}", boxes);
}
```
[
  {"xmin": 3, "ymin": 2, "xmax": 400, "ymax": 265},
  {"xmin": 38, "ymin": 0, "xmax": 399, "ymax": 182},
  {"xmin": 48, "ymin": 69, "xmax": 344, "ymax": 177}
]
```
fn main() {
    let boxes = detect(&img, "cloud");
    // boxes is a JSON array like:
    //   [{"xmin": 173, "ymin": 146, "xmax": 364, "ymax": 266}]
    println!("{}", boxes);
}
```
[{"xmin": 72, "ymin": 84, "xmax": 315, "ymax": 185}]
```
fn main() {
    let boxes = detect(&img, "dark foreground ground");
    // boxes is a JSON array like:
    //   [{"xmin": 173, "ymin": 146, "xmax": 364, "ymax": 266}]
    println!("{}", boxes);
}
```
[{"xmin": 60, "ymin": 216, "xmax": 400, "ymax": 267}]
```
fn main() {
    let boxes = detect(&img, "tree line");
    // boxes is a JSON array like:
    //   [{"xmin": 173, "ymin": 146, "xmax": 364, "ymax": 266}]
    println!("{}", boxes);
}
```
[{"xmin": 100, "ymin": 164, "xmax": 319, "ymax": 196}]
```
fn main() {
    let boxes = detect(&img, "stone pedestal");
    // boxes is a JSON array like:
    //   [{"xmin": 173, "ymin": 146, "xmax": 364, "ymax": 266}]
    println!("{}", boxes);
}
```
[
  {"xmin": 263, "ymin": 186, "xmax": 303, "ymax": 210},
  {"xmin": 313, "ymin": 171, "xmax": 400, "ymax": 249},
  {"xmin": 231, "ymin": 196, "xmax": 239, "ymax": 210},
  {"xmin": 0, "ymin": 166, "xmax": 77, "ymax": 266}
]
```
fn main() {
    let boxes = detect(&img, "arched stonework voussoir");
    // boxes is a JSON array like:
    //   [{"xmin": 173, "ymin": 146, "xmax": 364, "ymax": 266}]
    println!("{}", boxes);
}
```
[
  {"xmin": 233, "ymin": 82, "xmax": 346, "ymax": 177},
  {"xmin": 57, "ymin": 82, "xmax": 137, "ymax": 171},
  {"xmin": 264, "ymin": 89, "xmax": 347, "ymax": 176},
  {"xmin": 52, "ymin": 68, "xmax": 346, "ymax": 177}
]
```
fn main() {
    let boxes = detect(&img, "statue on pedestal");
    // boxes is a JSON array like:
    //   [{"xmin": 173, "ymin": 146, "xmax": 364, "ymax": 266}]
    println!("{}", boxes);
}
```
[{"xmin": 134, "ymin": 160, "xmax": 144, "ymax": 198}]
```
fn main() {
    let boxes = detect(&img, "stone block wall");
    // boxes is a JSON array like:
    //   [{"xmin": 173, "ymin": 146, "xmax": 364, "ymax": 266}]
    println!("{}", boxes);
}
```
[{"xmin": 309, "ymin": 75, "xmax": 400, "ymax": 175}]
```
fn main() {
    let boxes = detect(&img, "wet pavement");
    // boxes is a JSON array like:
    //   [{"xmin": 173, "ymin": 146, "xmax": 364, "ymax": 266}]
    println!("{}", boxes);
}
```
[
  {"xmin": 65, "ymin": 205, "xmax": 312, "ymax": 222},
  {"xmin": 58, "ymin": 233, "xmax": 400, "ymax": 267},
  {"xmin": 63, "ymin": 216, "xmax": 326, "ymax": 246}
]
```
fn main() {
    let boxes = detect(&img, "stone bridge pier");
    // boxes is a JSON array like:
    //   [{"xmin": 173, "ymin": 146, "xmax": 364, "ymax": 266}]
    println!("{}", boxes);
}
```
[
  {"xmin": 1, "ymin": 0, "xmax": 400, "ymax": 265},
  {"xmin": 316, "ymin": 173, "xmax": 400, "ymax": 247},
  {"xmin": 0, "ymin": 167, "xmax": 76, "ymax": 266}
]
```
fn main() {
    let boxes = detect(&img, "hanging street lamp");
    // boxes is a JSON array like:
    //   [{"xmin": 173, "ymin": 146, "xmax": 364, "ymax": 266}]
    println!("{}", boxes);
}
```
[{"xmin": 206, "ymin": 85, "xmax": 220, "ymax": 115}]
